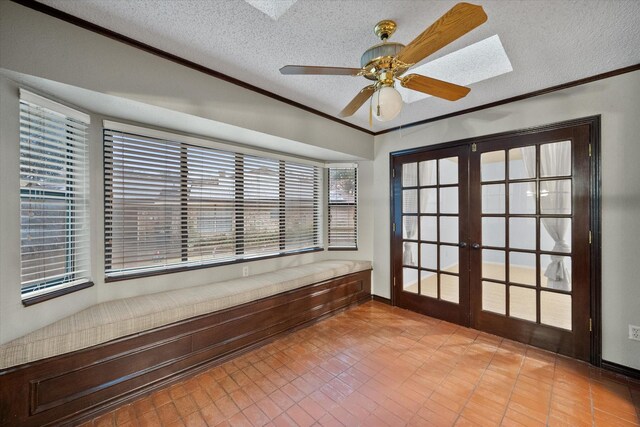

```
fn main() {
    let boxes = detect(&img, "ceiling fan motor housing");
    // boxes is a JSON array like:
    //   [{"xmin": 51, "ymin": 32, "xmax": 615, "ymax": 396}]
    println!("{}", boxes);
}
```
[{"xmin": 360, "ymin": 42, "xmax": 407, "ymax": 81}]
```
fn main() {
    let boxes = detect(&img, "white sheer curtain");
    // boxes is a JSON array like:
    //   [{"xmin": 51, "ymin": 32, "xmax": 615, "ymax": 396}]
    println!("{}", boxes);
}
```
[{"xmin": 521, "ymin": 143, "xmax": 571, "ymax": 290}]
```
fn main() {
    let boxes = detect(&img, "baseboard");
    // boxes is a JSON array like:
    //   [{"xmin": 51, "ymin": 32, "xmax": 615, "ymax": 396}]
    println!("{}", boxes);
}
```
[
  {"xmin": 601, "ymin": 360, "xmax": 640, "ymax": 381},
  {"xmin": 371, "ymin": 295, "xmax": 392, "ymax": 305}
]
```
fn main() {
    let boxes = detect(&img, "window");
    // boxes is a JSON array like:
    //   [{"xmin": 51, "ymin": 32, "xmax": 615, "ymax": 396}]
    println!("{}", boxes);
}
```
[
  {"xmin": 19, "ymin": 90, "xmax": 91, "ymax": 301},
  {"xmin": 328, "ymin": 165, "xmax": 358, "ymax": 249},
  {"xmin": 104, "ymin": 124, "xmax": 321, "ymax": 279}
]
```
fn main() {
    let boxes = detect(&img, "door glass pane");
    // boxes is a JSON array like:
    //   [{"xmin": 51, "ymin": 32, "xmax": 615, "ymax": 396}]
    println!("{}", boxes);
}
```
[
  {"xmin": 403, "ymin": 189, "xmax": 417, "ymax": 213},
  {"xmin": 420, "ymin": 188, "xmax": 437, "ymax": 213},
  {"xmin": 440, "ymin": 245, "xmax": 459, "ymax": 274},
  {"xmin": 420, "ymin": 270, "xmax": 437, "ymax": 298},
  {"xmin": 420, "ymin": 216, "xmax": 437, "ymax": 241},
  {"xmin": 483, "ymin": 281, "xmax": 506, "ymax": 314},
  {"xmin": 439, "ymin": 216, "xmax": 458, "ymax": 244},
  {"xmin": 402, "ymin": 162, "xmax": 418, "ymax": 187},
  {"xmin": 510, "ymin": 182, "xmax": 536, "ymax": 214},
  {"xmin": 403, "ymin": 216, "xmax": 418, "ymax": 240},
  {"xmin": 482, "ymin": 217, "xmax": 505, "ymax": 247},
  {"xmin": 440, "ymin": 274, "xmax": 459, "ymax": 303},
  {"xmin": 482, "ymin": 184, "xmax": 505, "ymax": 213},
  {"xmin": 439, "ymin": 187, "xmax": 458, "ymax": 214},
  {"xmin": 439, "ymin": 157, "xmax": 458, "ymax": 185},
  {"xmin": 541, "ymin": 218, "xmax": 571, "ymax": 252},
  {"xmin": 509, "ymin": 146, "xmax": 536, "ymax": 179},
  {"xmin": 403, "ymin": 268, "xmax": 418, "ymax": 294},
  {"xmin": 482, "ymin": 249, "xmax": 505, "ymax": 281},
  {"xmin": 420, "ymin": 243, "xmax": 437, "ymax": 270},
  {"xmin": 540, "ymin": 180, "xmax": 571, "ymax": 214},
  {"xmin": 509, "ymin": 286, "xmax": 536, "ymax": 322},
  {"xmin": 540, "ymin": 141, "xmax": 571, "ymax": 177},
  {"xmin": 540, "ymin": 254, "xmax": 572, "ymax": 291},
  {"xmin": 541, "ymin": 291, "xmax": 572, "ymax": 330},
  {"xmin": 481, "ymin": 151, "xmax": 505, "ymax": 181},
  {"xmin": 419, "ymin": 160, "xmax": 437, "ymax": 186},
  {"xmin": 403, "ymin": 242, "xmax": 418, "ymax": 266},
  {"xmin": 509, "ymin": 251, "xmax": 536, "ymax": 285},
  {"xmin": 509, "ymin": 218, "xmax": 536, "ymax": 250}
]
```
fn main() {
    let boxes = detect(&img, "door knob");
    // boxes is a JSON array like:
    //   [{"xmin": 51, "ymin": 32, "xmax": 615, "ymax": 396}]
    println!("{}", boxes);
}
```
[
  {"xmin": 471, "ymin": 243, "xmax": 480, "ymax": 249},
  {"xmin": 458, "ymin": 242, "xmax": 467, "ymax": 248}
]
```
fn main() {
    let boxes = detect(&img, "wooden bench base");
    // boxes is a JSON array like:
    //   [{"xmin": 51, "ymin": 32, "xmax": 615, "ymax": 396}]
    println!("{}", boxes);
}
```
[{"xmin": 0, "ymin": 270, "xmax": 371, "ymax": 426}]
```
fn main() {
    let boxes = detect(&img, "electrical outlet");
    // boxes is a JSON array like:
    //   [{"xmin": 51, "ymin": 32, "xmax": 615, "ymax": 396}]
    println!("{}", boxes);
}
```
[
  {"xmin": 242, "ymin": 266, "xmax": 249, "ymax": 277},
  {"xmin": 630, "ymin": 325, "xmax": 640, "ymax": 341}
]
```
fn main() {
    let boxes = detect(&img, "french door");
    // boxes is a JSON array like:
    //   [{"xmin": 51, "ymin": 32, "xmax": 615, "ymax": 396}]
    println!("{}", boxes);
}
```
[{"xmin": 391, "ymin": 119, "xmax": 596, "ymax": 361}]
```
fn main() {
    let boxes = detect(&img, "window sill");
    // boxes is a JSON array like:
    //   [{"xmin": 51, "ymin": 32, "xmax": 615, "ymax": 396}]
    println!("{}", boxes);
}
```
[
  {"xmin": 105, "ymin": 247, "xmax": 324, "ymax": 283},
  {"xmin": 22, "ymin": 281, "xmax": 94, "ymax": 307},
  {"xmin": 328, "ymin": 247, "xmax": 358, "ymax": 251}
]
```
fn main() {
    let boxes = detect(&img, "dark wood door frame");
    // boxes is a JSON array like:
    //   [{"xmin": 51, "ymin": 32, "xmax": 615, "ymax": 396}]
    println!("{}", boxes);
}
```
[{"xmin": 390, "ymin": 115, "xmax": 602, "ymax": 365}]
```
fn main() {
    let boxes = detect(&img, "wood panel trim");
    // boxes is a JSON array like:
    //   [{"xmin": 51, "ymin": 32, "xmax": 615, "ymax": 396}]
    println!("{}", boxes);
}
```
[
  {"xmin": 376, "ymin": 64, "xmax": 639, "ymax": 135},
  {"xmin": 9, "ymin": 1, "xmax": 639, "ymax": 138},
  {"xmin": 601, "ymin": 360, "xmax": 640, "ymax": 382},
  {"xmin": 0, "ymin": 270, "xmax": 371, "ymax": 427},
  {"xmin": 371, "ymin": 295, "xmax": 392, "ymax": 305}
]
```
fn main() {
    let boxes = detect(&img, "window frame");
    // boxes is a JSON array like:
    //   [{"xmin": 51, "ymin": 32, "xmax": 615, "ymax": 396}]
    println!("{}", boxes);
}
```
[
  {"xmin": 103, "ymin": 124, "xmax": 323, "ymax": 282},
  {"xmin": 19, "ymin": 90, "xmax": 93, "ymax": 306},
  {"xmin": 327, "ymin": 165, "xmax": 358, "ymax": 251}
]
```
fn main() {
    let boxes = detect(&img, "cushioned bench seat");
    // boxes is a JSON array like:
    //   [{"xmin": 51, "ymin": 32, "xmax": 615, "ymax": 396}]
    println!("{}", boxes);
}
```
[{"xmin": 0, "ymin": 259, "xmax": 371, "ymax": 370}]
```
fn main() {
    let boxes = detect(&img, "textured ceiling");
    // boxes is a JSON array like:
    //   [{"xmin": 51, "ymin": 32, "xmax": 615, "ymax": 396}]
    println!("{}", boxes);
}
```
[{"xmin": 37, "ymin": 0, "xmax": 640, "ymax": 132}]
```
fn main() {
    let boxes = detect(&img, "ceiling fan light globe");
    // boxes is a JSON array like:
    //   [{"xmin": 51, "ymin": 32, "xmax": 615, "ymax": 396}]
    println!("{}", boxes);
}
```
[{"xmin": 374, "ymin": 86, "xmax": 403, "ymax": 122}]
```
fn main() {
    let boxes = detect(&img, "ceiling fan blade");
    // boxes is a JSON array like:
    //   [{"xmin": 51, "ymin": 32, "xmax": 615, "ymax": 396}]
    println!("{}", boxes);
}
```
[
  {"xmin": 401, "ymin": 74, "xmax": 470, "ymax": 101},
  {"xmin": 280, "ymin": 65, "xmax": 362, "ymax": 76},
  {"xmin": 339, "ymin": 85, "xmax": 375, "ymax": 117},
  {"xmin": 396, "ymin": 2, "xmax": 487, "ymax": 66}
]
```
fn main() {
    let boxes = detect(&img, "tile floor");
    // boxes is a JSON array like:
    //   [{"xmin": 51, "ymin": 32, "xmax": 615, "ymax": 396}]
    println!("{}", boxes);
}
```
[{"xmin": 84, "ymin": 301, "xmax": 640, "ymax": 427}]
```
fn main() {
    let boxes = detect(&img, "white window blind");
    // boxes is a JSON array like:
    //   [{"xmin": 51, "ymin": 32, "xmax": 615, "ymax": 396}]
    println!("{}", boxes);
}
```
[
  {"xmin": 104, "ymin": 127, "xmax": 321, "ymax": 278},
  {"xmin": 19, "ymin": 93, "xmax": 90, "ymax": 298},
  {"xmin": 328, "ymin": 166, "xmax": 358, "ymax": 249}
]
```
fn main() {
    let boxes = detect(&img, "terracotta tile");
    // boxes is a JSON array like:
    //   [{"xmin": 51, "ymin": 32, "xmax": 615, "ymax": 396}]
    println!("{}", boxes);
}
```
[
  {"xmin": 169, "ymin": 384, "xmax": 189, "ymax": 400},
  {"xmin": 200, "ymin": 404, "xmax": 227, "ymax": 426},
  {"xmin": 593, "ymin": 408, "xmax": 640, "ymax": 426},
  {"xmin": 136, "ymin": 410, "xmax": 161, "ymax": 427},
  {"xmin": 114, "ymin": 405, "xmax": 136, "ymax": 425},
  {"xmin": 93, "ymin": 412, "xmax": 115, "ymax": 427},
  {"xmin": 219, "ymin": 376, "xmax": 241, "ymax": 394},
  {"xmin": 191, "ymin": 388, "xmax": 214, "ymax": 410},
  {"xmin": 215, "ymin": 395, "xmax": 241, "ymax": 418},
  {"xmin": 163, "ymin": 419, "xmax": 186, "ymax": 427},
  {"xmin": 156, "ymin": 402, "xmax": 180, "ymax": 424},
  {"xmin": 183, "ymin": 411, "xmax": 208, "ymax": 427},
  {"xmin": 298, "ymin": 396, "xmax": 327, "ymax": 420},
  {"xmin": 280, "ymin": 382, "xmax": 306, "ymax": 402},
  {"xmin": 256, "ymin": 396, "xmax": 284, "ymax": 420},
  {"xmin": 242, "ymin": 404, "xmax": 271, "ymax": 427},
  {"xmin": 318, "ymin": 414, "xmax": 344, "ymax": 427},
  {"xmin": 227, "ymin": 411, "xmax": 253, "ymax": 427},
  {"xmin": 151, "ymin": 389, "xmax": 173, "ymax": 408},
  {"xmin": 285, "ymin": 404, "xmax": 315, "ymax": 427},
  {"xmin": 132, "ymin": 397, "xmax": 155, "ymax": 418},
  {"xmin": 271, "ymin": 412, "xmax": 298, "ymax": 427},
  {"xmin": 174, "ymin": 395, "xmax": 199, "ymax": 418},
  {"xmin": 460, "ymin": 400, "xmax": 504, "ymax": 426}
]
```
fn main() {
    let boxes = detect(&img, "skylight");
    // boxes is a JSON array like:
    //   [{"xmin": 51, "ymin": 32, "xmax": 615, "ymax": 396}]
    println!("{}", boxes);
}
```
[
  {"xmin": 244, "ymin": 0, "xmax": 298, "ymax": 20},
  {"xmin": 397, "ymin": 35, "xmax": 513, "ymax": 104}
]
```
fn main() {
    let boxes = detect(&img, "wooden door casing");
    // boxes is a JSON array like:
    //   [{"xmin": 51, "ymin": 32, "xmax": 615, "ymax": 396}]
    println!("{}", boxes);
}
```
[{"xmin": 390, "ymin": 116, "xmax": 600, "ymax": 363}]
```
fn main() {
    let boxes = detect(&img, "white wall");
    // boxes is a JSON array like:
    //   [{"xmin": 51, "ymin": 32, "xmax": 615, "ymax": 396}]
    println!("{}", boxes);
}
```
[
  {"xmin": 374, "ymin": 70, "xmax": 640, "ymax": 370},
  {"xmin": 0, "ymin": 2, "xmax": 374, "ymax": 345}
]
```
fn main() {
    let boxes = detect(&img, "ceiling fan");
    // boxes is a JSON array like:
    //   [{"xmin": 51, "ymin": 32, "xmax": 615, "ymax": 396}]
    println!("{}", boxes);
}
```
[{"xmin": 279, "ymin": 2, "xmax": 488, "ymax": 122}]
